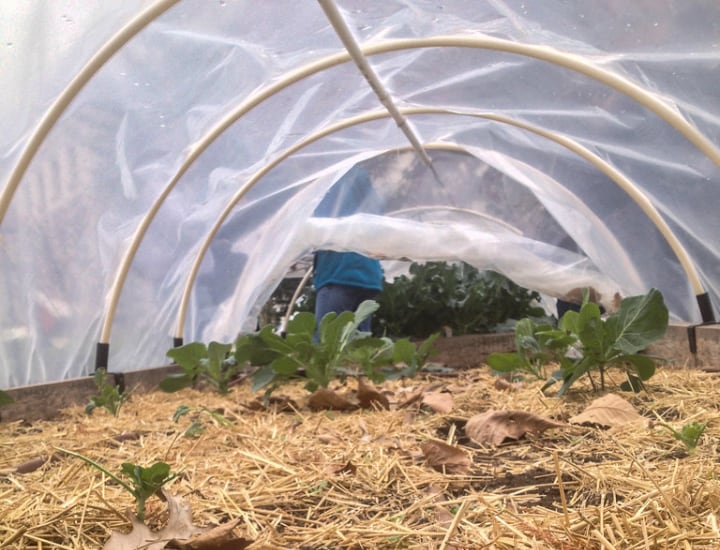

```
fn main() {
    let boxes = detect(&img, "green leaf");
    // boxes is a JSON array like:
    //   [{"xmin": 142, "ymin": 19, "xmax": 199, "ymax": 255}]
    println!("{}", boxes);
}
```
[
  {"xmin": 272, "ymin": 355, "xmax": 300, "ymax": 377},
  {"xmin": 287, "ymin": 311, "xmax": 316, "ymax": 337},
  {"xmin": 605, "ymin": 288, "xmax": 669, "ymax": 355},
  {"xmin": 234, "ymin": 333, "xmax": 280, "ymax": 366},
  {"xmin": 621, "ymin": 354, "xmax": 656, "ymax": 380},
  {"xmin": 207, "ymin": 341, "xmax": 232, "ymax": 368},
  {"xmin": 620, "ymin": 374, "xmax": 645, "ymax": 393},
  {"xmin": 173, "ymin": 404, "xmax": 192, "ymax": 422},
  {"xmin": 167, "ymin": 342, "xmax": 207, "ymax": 373},
  {"xmin": 392, "ymin": 338, "xmax": 416, "ymax": 365},
  {"xmin": 487, "ymin": 352, "xmax": 525, "ymax": 372},
  {"xmin": 159, "ymin": 373, "xmax": 194, "ymax": 393},
  {"xmin": 251, "ymin": 365, "xmax": 276, "ymax": 392},
  {"xmin": 184, "ymin": 421, "xmax": 205, "ymax": 438}
]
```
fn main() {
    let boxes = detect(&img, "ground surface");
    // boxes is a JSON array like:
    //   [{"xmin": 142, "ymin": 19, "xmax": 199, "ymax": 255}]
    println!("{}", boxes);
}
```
[{"xmin": 1, "ymin": 359, "xmax": 719, "ymax": 549}]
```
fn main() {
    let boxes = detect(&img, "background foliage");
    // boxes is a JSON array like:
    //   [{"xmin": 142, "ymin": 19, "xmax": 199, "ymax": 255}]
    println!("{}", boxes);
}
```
[{"xmin": 269, "ymin": 261, "xmax": 545, "ymax": 339}]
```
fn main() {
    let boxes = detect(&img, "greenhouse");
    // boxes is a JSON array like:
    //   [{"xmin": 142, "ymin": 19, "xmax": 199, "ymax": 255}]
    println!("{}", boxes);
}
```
[{"xmin": 1, "ymin": 1, "xmax": 720, "ymax": 548}]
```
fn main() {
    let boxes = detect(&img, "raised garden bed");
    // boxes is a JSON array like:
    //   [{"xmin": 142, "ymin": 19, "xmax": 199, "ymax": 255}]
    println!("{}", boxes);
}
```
[{"xmin": 1, "ymin": 327, "xmax": 719, "ymax": 548}]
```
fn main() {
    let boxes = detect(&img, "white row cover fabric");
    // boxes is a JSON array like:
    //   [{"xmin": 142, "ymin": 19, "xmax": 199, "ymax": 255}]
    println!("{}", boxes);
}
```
[{"xmin": 1, "ymin": 1, "xmax": 719, "ymax": 388}]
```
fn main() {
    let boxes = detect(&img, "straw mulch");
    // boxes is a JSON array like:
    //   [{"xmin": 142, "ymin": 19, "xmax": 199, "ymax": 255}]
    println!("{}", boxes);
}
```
[{"xmin": 1, "ymin": 364, "xmax": 720, "ymax": 549}]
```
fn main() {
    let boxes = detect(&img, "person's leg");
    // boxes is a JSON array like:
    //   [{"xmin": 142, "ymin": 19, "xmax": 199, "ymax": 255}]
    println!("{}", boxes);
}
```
[{"xmin": 314, "ymin": 284, "xmax": 378, "ymax": 336}]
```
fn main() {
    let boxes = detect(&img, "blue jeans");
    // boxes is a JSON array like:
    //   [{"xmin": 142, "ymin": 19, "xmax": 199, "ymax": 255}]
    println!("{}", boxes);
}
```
[{"xmin": 315, "ymin": 283, "xmax": 379, "ymax": 336}]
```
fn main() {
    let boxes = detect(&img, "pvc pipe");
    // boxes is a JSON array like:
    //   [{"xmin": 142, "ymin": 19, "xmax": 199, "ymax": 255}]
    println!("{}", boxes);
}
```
[{"xmin": 0, "ymin": 0, "xmax": 180, "ymax": 226}]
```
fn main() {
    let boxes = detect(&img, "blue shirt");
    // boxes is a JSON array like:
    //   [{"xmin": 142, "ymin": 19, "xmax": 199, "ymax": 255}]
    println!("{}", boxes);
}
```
[{"xmin": 313, "ymin": 250, "xmax": 383, "ymax": 291}]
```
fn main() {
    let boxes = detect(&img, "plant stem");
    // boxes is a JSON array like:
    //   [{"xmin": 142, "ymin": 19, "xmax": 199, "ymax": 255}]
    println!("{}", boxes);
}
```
[{"xmin": 57, "ymin": 447, "xmax": 135, "ymax": 495}]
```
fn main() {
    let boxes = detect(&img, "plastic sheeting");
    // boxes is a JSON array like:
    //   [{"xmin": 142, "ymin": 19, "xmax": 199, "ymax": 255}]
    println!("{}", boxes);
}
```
[{"xmin": 1, "ymin": 1, "xmax": 719, "ymax": 388}]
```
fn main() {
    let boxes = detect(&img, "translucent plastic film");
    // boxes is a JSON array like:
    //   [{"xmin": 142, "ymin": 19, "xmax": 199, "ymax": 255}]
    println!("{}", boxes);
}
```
[{"xmin": 1, "ymin": 0, "xmax": 719, "ymax": 387}]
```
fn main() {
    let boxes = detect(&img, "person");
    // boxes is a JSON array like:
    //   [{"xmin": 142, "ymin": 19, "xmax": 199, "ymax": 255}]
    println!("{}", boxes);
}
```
[
  {"xmin": 311, "ymin": 164, "xmax": 384, "ymax": 334},
  {"xmin": 313, "ymin": 250, "xmax": 383, "ymax": 333}
]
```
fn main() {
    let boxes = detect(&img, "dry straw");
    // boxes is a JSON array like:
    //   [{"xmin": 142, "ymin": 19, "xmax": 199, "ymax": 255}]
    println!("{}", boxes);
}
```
[{"xmin": 1, "ymin": 365, "xmax": 719, "ymax": 549}]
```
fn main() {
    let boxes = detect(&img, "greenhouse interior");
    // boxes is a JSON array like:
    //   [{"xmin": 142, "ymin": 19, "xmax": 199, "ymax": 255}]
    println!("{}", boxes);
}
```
[
  {"xmin": 3, "ymin": 2, "xmax": 720, "ymax": 549},
  {"xmin": 3, "ymin": 0, "xmax": 719, "ymax": 390}
]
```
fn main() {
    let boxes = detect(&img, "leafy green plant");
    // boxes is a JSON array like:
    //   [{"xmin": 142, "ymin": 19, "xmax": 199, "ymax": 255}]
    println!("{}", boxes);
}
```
[
  {"xmin": 86, "ymin": 368, "xmax": 130, "ymax": 417},
  {"xmin": 160, "ymin": 341, "xmax": 237, "ymax": 394},
  {"xmin": 485, "ymin": 289, "xmax": 669, "ymax": 396},
  {"xmin": 0, "ymin": 388, "xmax": 14, "ymax": 407},
  {"xmin": 374, "ymin": 262, "xmax": 545, "ymax": 338},
  {"xmin": 554, "ymin": 288, "xmax": 668, "ymax": 395},
  {"xmin": 659, "ymin": 421, "xmax": 706, "ymax": 454},
  {"xmin": 487, "ymin": 318, "xmax": 577, "ymax": 380},
  {"xmin": 172, "ymin": 404, "xmax": 232, "ymax": 438},
  {"xmin": 236, "ymin": 300, "xmax": 439, "ymax": 396},
  {"xmin": 389, "ymin": 333, "xmax": 441, "ymax": 378},
  {"xmin": 59, "ymin": 448, "xmax": 177, "ymax": 521}
]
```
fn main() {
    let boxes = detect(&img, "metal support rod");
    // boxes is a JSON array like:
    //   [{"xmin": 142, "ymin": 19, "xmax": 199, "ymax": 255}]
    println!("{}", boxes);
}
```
[{"xmin": 317, "ymin": 0, "xmax": 435, "ymax": 171}]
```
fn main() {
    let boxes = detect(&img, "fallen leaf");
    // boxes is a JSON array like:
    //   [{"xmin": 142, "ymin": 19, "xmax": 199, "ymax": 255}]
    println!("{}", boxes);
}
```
[
  {"xmin": 331, "ymin": 460, "xmax": 357, "ymax": 475},
  {"xmin": 103, "ymin": 492, "xmax": 251, "ymax": 550},
  {"xmin": 421, "ymin": 440, "xmax": 472, "ymax": 474},
  {"xmin": 15, "ymin": 454, "xmax": 61, "ymax": 474},
  {"xmin": 422, "ymin": 391, "xmax": 455, "ymax": 414},
  {"xmin": 396, "ymin": 388, "xmax": 424, "ymax": 409},
  {"xmin": 465, "ymin": 410, "xmax": 566, "ymax": 447},
  {"xmin": 357, "ymin": 378, "xmax": 390, "ymax": 410},
  {"xmin": 494, "ymin": 378, "xmax": 523, "ymax": 392},
  {"xmin": 307, "ymin": 388, "xmax": 356, "ymax": 411},
  {"xmin": 569, "ymin": 394, "xmax": 645, "ymax": 428},
  {"xmin": 103, "ymin": 491, "xmax": 206, "ymax": 550},
  {"xmin": 166, "ymin": 518, "xmax": 251, "ymax": 549},
  {"xmin": 426, "ymin": 484, "xmax": 454, "ymax": 526},
  {"xmin": 242, "ymin": 396, "xmax": 298, "ymax": 412}
]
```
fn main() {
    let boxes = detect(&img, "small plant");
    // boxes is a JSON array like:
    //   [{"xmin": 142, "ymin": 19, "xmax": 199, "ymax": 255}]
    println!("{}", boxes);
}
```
[
  {"xmin": 554, "ymin": 288, "xmax": 668, "ymax": 395},
  {"xmin": 160, "ymin": 341, "xmax": 237, "ymax": 394},
  {"xmin": 172, "ymin": 404, "xmax": 232, "ymax": 438},
  {"xmin": 388, "ymin": 334, "xmax": 441, "ymax": 378},
  {"xmin": 486, "ymin": 288, "xmax": 669, "ymax": 395},
  {"xmin": 86, "ymin": 368, "xmax": 130, "ymax": 417},
  {"xmin": 487, "ymin": 318, "xmax": 577, "ymax": 380},
  {"xmin": 0, "ymin": 388, "xmax": 14, "ymax": 407},
  {"xmin": 59, "ymin": 448, "xmax": 177, "ymax": 521},
  {"xmin": 659, "ymin": 421, "xmax": 707, "ymax": 454},
  {"xmin": 235, "ymin": 300, "xmax": 439, "ymax": 396}
]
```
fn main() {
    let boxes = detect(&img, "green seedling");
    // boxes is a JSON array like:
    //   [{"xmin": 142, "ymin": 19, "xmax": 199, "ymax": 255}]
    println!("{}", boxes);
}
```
[
  {"xmin": 173, "ymin": 404, "xmax": 231, "ymax": 438},
  {"xmin": 487, "ymin": 317, "xmax": 576, "ymax": 381},
  {"xmin": 554, "ymin": 288, "xmax": 668, "ymax": 395},
  {"xmin": 59, "ymin": 448, "xmax": 177, "ymax": 521},
  {"xmin": 86, "ymin": 368, "xmax": 130, "ymax": 417},
  {"xmin": 161, "ymin": 341, "xmax": 237, "ymax": 394},
  {"xmin": 236, "ymin": 300, "xmax": 440, "ymax": 397},
  {"xmin": 659, "ymin": 421, "xmax": 707, "ymax": 454}
]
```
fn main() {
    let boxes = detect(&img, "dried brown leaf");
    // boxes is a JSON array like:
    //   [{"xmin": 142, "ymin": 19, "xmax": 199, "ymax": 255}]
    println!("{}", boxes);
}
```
[
  {"xmin": 396, "ymin": 388, "xmax": 424, "ymax": 409},
  {"xmin": 421, "ymin": 440, "xmax": 472, "ymax": 474},
  {"xmin": 357, "ymin": 378, "xmax": 390, "ymax": 410},
  {"xmin": 307, "ymin": 388, "xmax": 356, "ymax": 411},
  {"xmin": 242, "ymin": 395, "xmax": 298, "ymax": 412},
  {"xmin": 569, "ymin": 393, "xmax": 645, "ymax": 428},
  {"xmin": 331, "ymin": 460, "xmax": 357, "ymax": 476},
  {"xmin": 422, "ymin": 391, "xmax": 455, "ymax": 414},
  {"xmin": 465, "ymin": 410, "xmax": 566, "ymax": 446},
  {"xmin": 103, "ymin": 492, "xmax": 206, "ymax": 550},
  {"xmin": 494, "ymin": 378, "xmax": 523, "ymax": 392},
  {"xmin": 166, "ymin": 518, "xmax": 251, "ymax": 549},
  {"xmin": 103, "ymin": 492, "xmax": 252, "ymax": 550}
]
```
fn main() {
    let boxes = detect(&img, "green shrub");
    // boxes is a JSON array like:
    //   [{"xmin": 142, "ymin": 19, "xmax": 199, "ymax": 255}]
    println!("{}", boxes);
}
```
[{"xmin": 374, "ymin": 262, "xmax": 544, "ymax": 338}]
